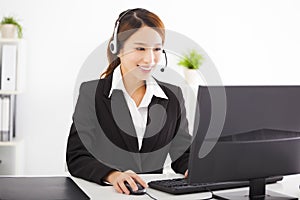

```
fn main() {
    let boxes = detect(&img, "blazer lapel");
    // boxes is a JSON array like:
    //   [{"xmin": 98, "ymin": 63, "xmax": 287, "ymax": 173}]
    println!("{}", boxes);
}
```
[
  {"xmin": 97, "ymin": 75, "xmax": 142, "ymax": 170},
  {"xmin": 100, "ymin": 75, "xmax": 139, "ymax": 153},
  {"xmin": 109, "ymin": 90, "xmax": 139, "ymax": 153},
  {"xmin": 140, "ymin": 96, "xmax": 169, "ymax": 153}
]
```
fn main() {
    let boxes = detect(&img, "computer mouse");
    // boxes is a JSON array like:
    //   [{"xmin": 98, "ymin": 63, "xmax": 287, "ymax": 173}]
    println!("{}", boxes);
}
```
[{"xmin": 124, "ymin": 181, "xmax": 146, "ymax": 195}]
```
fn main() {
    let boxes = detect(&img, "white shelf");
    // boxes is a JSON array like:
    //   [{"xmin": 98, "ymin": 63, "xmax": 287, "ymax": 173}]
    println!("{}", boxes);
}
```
[
  {"xmin": 0, "ymin": 141, "xmax": 18, "ymax": 146},
  {"xmin": 0, "ymin": 39, "xmax": 25, "ymax": 175},
  {"xmin": 0, "ymin": 91, "xmax": 21, "ymax": 95},
  {"xmin": 0, "ymin": 38, "xmax": 22, "ymax": 43},
  {"xmin": 0, "ymin": 140, "xmax": 24, "ymax": 175}
]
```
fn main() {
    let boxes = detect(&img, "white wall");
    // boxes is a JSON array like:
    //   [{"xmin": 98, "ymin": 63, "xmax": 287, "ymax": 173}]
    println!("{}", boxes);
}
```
[{"xmin": 1, "ymin": 0, "xmax": 300, "ymax": 175}]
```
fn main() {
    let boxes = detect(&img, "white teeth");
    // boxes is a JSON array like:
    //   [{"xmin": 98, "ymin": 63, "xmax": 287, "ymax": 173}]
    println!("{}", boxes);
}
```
[{"xmin": 139, "ymin": 66, "xmax": 152, "ymax": 71}]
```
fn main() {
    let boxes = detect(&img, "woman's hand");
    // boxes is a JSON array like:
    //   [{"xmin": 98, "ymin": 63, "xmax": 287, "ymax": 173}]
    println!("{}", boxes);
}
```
[
  {"xmin": 105, "ymin": 170, "xmax": 148, "ymax": 195},
  {"xmin": 184, "ymin": 169, "xmax": 188, "ymax": 178}
]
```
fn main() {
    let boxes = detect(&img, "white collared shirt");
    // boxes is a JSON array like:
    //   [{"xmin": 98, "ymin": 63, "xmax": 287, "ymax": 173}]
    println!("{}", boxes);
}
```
[{"xmin": 108, "ymin": 66, "xmax": 168, "ymax": 150}]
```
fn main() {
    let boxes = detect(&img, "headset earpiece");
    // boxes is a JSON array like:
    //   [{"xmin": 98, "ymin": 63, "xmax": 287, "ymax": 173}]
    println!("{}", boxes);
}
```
[
  {"xmin": 110, "ymin": 9, "xmax": 132, "ymax": 54},
  {"xmin": 110, "ymin": 21, "xmax": 120, "ymax": 54}
]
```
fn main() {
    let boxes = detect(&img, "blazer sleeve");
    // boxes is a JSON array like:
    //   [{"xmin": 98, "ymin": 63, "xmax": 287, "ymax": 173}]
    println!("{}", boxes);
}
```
[
  {"xmin": 169, "ymin": 87, "xmax": 191, "ymax": 174},
  {"xmin": 66, "ymin": 82, "xmax": 116, "ymax": 185}
]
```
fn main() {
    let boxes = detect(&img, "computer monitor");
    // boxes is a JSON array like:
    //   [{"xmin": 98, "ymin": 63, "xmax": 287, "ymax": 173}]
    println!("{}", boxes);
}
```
[{"xmin": 188, "ymin": 85, "xmax": 300, "ymax": 200}]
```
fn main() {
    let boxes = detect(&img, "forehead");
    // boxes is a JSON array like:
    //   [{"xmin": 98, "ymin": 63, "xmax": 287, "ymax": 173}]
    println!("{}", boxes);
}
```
[{"xmin": 124, "ymin": 26, "xmax": 163, "ymax": 46}]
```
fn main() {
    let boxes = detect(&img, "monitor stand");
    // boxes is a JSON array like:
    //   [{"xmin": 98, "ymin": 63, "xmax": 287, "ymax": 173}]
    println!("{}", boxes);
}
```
[{"xmin": 212, "ymin": 178, "xmax": 297, "ymax": 200}]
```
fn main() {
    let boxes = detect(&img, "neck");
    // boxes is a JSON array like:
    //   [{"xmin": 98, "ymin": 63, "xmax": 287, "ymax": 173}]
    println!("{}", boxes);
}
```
[{"xmin": 120, "ymin": 68, "xmax": 146, "ymax": 98}]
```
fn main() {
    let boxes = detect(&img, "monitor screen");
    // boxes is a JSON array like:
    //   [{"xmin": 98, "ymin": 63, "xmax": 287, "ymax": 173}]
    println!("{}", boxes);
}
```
[{"xmin": 188, "ymin": 85, "xmax": 300, "ymax": 199}]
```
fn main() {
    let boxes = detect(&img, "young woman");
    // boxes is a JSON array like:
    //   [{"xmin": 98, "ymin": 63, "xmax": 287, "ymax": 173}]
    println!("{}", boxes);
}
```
[{"xmin": 66, "ymin": 8, "xmax": 191, "ymax": 195}]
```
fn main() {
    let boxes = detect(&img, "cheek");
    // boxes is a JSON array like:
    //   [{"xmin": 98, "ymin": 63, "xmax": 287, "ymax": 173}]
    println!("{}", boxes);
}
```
[
  {"xmin": 154, "ymin": 53, "xmax": 162, "ymax": 63},
  {"xmin": 125, "ymin": 54, "xmax": 140, "ymax": 64}
]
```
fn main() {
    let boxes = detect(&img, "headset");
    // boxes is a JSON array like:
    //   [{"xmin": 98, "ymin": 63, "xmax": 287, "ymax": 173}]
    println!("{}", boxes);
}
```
[
  {"xmin": 109, "ymin": 9, "xmax": 132, "ymax": 54},
  {"xmin": 160, "ymin": 49, "xmax": 168, "ymax": 72},
  {"xmin": 110, "ymin": 9, "xmax": 168, "ymax": 72}
]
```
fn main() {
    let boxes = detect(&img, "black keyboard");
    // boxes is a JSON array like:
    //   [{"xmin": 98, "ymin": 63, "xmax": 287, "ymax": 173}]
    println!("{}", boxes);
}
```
[{"xmin": 148, "ymin": 176, "xmax": 283, "ymax": 195}]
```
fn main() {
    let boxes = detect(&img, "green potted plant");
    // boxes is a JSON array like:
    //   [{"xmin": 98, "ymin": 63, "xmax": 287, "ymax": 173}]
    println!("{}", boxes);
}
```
[
  {"xmin": 178, "ymin": 49, "xmax": 204, "ymax": 85},
  {"xmin": 0, "ymin": 16, "xmax": 23, "ymax": 39}
]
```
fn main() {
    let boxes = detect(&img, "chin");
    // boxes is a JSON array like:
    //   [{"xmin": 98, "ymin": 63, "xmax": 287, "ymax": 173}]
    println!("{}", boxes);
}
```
[{"xmin": 134, "ymin": 71, "xmax": 152, "ymax": 81}]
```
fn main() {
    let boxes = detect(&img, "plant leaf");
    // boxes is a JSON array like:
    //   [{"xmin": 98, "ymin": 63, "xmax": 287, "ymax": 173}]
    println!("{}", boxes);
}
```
[
  {"xmin": 178, "ymin": 49, "xmax": 203, "ymax": 69},
  {"xmin": 1, "ymin": 16, "xmax": 23, "ymax": 38}
]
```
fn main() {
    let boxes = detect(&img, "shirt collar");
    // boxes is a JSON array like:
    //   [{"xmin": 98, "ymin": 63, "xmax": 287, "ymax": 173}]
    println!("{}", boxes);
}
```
[{"xmin": 108, "ymin": 66, "xmax": 168, "ymax": 102}]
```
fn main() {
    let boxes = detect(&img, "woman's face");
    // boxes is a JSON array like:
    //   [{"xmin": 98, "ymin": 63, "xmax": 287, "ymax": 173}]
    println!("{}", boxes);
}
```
[{"xmin": 118, "ymin": 26, "xmax": 163, "ymax": 80}]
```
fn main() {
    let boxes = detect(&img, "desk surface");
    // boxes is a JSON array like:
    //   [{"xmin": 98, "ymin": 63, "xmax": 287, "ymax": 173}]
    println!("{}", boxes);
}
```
[{"xmin": 71, "ymin": 174, "xmax": 300, "ymax": 200}]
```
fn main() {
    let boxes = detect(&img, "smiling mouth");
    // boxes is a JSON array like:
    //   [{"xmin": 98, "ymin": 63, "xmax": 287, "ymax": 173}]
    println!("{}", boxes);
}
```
[{"xmin": 138, "ymin": 65, "xmax": 153, "ymax": 71}]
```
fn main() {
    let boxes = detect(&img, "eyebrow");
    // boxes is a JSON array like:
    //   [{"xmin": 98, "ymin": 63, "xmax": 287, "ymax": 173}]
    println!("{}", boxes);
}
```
[{"xmin": 133, "ymin": 42, "xmax": 162, "ymax": 46}]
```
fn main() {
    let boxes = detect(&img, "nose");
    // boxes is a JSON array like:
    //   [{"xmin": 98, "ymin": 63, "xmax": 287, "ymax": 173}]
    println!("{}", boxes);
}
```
[{"xmin": 143, "ymin": 49, "xmax": 155, "ymax": 65}]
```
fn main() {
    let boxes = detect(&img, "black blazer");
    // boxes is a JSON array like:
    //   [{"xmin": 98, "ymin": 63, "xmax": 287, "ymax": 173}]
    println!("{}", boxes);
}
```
[{"xmin": 66, "ymin": 74, "xmax": 191, "ymax": 185}]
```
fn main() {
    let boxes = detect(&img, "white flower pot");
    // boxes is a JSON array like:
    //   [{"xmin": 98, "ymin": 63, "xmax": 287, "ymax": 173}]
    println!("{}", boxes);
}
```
[
  {"xmin": 184, "ymin": 68, "xmax": 202, "ymax": 85},
  {"xmin": 0, "ymin": 24, "xmax": 17, "ymax": 38}
]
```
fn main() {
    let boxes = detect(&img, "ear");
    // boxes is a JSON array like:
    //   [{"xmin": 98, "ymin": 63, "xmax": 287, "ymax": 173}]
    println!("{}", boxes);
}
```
[{"xmin": 117, "ymin": 48, "xmax": 123, "ymax": 58}]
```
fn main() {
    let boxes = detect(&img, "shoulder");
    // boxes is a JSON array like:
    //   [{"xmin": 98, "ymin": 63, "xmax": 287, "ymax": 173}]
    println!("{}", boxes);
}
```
[
  {"xmin": 74, "ymin": 80, "xmax": 100, "ymax": 106},
  {"xmin": 156, "ymin": 80, "xmax": 183, "ymax": 99},
  {"xmin": 77, "ymin": 79, "xmax": 99, "ymax": 98},
  {"xmin": 79, "ymin": 76, "xmax": 111, "ymax": 94},
  {"xmin": 79, "ymin": 79, "xmax": 99, "ymax": 91}
]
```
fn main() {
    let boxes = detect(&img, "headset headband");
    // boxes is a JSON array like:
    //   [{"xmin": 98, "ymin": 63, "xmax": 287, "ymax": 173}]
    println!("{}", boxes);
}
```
[{"xmin": 109, "ymin": 9, "xmax": 133, "ymax": 54}]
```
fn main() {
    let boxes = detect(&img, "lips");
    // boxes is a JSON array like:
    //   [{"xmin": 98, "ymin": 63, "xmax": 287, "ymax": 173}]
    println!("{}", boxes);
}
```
[{"xmin": 138, "ymin": 65, "xmax": 154, "ymax": 71}]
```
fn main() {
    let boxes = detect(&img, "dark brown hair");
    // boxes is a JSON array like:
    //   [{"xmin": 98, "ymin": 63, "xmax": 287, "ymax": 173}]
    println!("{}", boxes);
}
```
[{"xmin": 101, "ymin": 8, "xmax": 165, "ymax": 78}]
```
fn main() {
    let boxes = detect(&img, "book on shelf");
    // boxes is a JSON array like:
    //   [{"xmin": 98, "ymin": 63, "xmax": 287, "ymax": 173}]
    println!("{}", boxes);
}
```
[
  {"xmin": 0, "ymin": 96, "xmax": 14, "ymax": 142},
  {"xmin": 0, "ymin": 44, "xmax": 17, "ymax": 91}
]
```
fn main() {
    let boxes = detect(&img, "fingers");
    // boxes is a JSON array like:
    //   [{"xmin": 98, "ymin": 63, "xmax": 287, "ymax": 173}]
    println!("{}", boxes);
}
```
[
  {"xmin": 113, "ymin": 182, "xmax": 123, "ymax": 194},
  {"xmin": 131, "ymin": 173, "xmax": 148, "ymax": 188},
  {"xmin": 126, "ymin": 178, "xmax": 138, "ymax": 191},
  {"xmin": 125, "ymin": 170, "xmax": 135, "ymax": 173},
  {"xmin": 112, "ymin": 171, "xmax": 138, "ymax": 194},
  {"xmin": 125, "ymin": 170, "xmax": 148, "ymax": 188},
  {"xmin": 118, "ymin": 180, "xmax": 131, "ymax": 195},
  {"xmin": 184, "ymin": 169, "xmax": 189, "ymax": 178},
  {"xmin": 114, "ymin": 176, "xmax": 133, "ymax": 195},
  {"xmin": 110, "ymin": 170, "xmax": 148, "ymax": 195}
]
